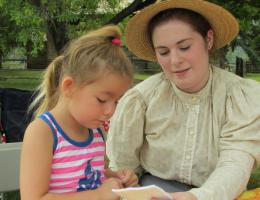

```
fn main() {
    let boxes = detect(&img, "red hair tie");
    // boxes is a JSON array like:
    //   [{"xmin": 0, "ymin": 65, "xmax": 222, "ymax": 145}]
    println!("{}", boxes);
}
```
[{"xmin": 112, "ymin": 38, "xmax": 121, "ymax": 47}]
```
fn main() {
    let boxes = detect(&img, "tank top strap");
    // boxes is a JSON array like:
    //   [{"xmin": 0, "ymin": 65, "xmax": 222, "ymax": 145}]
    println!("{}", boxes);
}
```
[{"xmin": 38, "ymin": 112, "xmax": 58, "ymax": 153}]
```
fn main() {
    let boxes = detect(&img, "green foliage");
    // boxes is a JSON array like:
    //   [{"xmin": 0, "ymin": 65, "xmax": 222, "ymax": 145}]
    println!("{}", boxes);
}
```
[
  {"xmin": 0, "ymin": 0, "xmax": 44, "ymax": 57},
  {"xmin": 1, "ymin": 0, "xmax": 257, "ymax": 70},
  {"xmin": 209, "ymin": 0, "xmax": 260, "ymax": 66},
  {"xmin": 1, "ymin": 191, "xmax": 20, "ymax": 200},
  {"xmin": 0, "ymin": 0, "xmax": 123, "ymax": 58},
  {"xmin": 248, "ymin": 167, "xmax": 260, "ymax": 189}
]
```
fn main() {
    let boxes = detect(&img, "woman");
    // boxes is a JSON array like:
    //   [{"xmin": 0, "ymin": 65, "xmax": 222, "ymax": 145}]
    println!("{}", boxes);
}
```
[{"xmin": 106, "ymin": 1, "xmax": 260, "ymax": 200}]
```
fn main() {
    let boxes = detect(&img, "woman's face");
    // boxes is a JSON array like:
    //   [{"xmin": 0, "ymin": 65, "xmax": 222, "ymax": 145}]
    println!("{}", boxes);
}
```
[{"xmin": 152, "ymin": 19, "xmax": 213, "ymax": 93}]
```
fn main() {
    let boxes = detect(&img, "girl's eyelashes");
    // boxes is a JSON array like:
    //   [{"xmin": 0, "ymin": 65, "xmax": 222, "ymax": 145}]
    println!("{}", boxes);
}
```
[
  {"xmin": 97, "ymin": 97, "xmax": 120, "ymax": 106},
  {"xmin": 97, "ymin": 98, "xmax": 106, "ymax": 103}
]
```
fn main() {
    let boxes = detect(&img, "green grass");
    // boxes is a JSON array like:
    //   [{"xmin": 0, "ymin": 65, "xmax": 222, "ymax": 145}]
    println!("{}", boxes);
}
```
[
  {"xmin": 246, "ymin": 73, "xmax": 260, "ymax": 82},
  {"xmin": 248, "ymin": 168, "xmax": 260, "ymax": 189},
  {"xmin": 0, "ymin": 70, "xmax": 259, "ymax": 91},
  {"xmin": 0, "ymin": 69, "xmax": 43, "ymax": 90},
  {"xmin": 0, "ymin": 70, "xmax": 152, "ymax": 90},
  {"xmin": 136, "ymin": 72, "xmax": 260, "ymax": 82},
  {"xmin": 134, "ymin": 73, "xmax": 150, "ymax": 81},
  {"xmin": 0, "ymin": 69, "xmax": 42, "ymax": 78},
  {"xmin": 1, "ymin": 191, "xmax": 20, "ymax": 200}
]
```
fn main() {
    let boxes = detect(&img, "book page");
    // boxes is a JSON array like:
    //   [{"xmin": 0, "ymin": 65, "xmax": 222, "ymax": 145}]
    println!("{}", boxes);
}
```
[{"xmin": 112, "ymin": 185, "xmax": 172, "ymax": 200}]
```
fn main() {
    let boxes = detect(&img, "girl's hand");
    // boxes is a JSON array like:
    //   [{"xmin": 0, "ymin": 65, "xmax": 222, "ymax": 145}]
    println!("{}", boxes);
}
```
[
  {"xmin": 170, "ymin": 192, "xmax": 197, "ymax": 200},
  {"xmin": 98, "ymin": 177, "xmax": 122, "ymax": 200},
  {"xmin": 151, "ymin": 191, "xmax": 197, "ymax": 200},
  {"xmin": 115, "ymin": 169, "xmax": 139, "ymax": 187}
]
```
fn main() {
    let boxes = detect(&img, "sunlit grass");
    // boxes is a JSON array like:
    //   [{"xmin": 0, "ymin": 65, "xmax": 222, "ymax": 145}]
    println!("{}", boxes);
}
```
[
  {"xmin": 134, "ymin": 73, "xmax": 150, "ymax": 81},
  {"xmin": 246, "ymin": 73, "xmax": 260, "ymax": 82}
]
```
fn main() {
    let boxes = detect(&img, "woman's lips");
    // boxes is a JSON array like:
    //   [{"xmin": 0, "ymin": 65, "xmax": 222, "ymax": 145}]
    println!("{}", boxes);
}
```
[
  {"xmin": 173, "ymin": 68, "xmax": 191, "ymax": 77},
  {"xmin": 174, "ymin": 68, "xmax": 190, "ymax": 73}
]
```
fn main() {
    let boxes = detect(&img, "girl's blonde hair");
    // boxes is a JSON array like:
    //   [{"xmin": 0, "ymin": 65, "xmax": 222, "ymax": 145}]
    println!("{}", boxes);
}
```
[{"xmin": 30, "ymin": 25, "xmax": 134, "ymax": 117}]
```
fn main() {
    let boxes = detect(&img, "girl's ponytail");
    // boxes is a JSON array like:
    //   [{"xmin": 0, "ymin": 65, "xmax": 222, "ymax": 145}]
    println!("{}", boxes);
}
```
[{"xmin": 29, "ymin": 56, "xmax": 63, "ymax": 117}]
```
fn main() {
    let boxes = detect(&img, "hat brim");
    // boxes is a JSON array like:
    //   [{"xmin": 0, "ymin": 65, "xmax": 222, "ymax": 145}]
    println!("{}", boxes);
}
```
[{"xmin": 125, "ymin": 0, "xmax": 239, "ymax": 62}]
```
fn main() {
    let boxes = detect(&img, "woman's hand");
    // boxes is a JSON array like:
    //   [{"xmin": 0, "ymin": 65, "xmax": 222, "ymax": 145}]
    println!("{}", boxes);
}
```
[
  {"xmin": 104, "ymin": 168, "xmax": 138, "ymax": 187},
  {"xmin": 151, "ymin": 192, "xmax": 197, "ymax": 200},
  {"xmin": 115, "ymin": 169, "xmax": 139, "ymax": 187}
]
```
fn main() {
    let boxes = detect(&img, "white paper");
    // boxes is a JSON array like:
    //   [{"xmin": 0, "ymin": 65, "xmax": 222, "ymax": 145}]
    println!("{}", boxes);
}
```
[{"xmin": 112, "ymin": 185, "xmax": 172, "ymax": 200}]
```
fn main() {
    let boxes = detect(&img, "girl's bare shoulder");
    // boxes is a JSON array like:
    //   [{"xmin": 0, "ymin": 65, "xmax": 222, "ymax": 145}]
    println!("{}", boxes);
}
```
[{"xmin": 23, "ymin": 117, "xmax": 53, "ymax": 148}]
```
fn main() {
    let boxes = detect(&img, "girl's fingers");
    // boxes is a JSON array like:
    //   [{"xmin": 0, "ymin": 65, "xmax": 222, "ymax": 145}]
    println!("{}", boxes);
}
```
[
  {"xmin": 151, "ymin": 197, "xmax": 173, "ymax": 200},
  {"xmin": 122, "ymin": 173, "xmax": 138, "ymax": 186},
  {"xmin": 128, "ymin": 176, "xmax": 139, "ymax": 186}
]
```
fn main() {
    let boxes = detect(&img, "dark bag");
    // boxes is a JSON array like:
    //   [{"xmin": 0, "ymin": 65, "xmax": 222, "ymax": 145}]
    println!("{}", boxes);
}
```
[{"xmin": 0, "ymin": 88, "xmax": 34, "ymax": 142}]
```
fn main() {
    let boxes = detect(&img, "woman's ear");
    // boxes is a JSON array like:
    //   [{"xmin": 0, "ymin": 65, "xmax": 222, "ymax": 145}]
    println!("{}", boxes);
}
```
[
  {"xmin": 61, "ymin": 76, "xmax": 75, "ymax": 97},
  {"xmin": 207, "ymin": 29, "xmax": 214, "ymax": 50}
]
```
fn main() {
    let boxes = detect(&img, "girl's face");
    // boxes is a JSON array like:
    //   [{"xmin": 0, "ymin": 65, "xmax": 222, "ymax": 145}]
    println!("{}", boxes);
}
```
[
  {"xmin": 152, "ymin": 19, "xmax": 213, "ymax": 93},
  {"xmin": 67, "ymin": 73, "xmax": 131, "ymax": 129}
]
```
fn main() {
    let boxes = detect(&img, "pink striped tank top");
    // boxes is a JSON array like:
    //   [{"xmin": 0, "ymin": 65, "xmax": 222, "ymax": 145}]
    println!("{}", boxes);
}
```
[{"xmin": 39, "ymin": 112, "xmax": 106, "ymax": 193}]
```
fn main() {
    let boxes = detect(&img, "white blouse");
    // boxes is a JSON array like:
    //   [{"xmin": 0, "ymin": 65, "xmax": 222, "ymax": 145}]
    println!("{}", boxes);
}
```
[{"xmin": 106, "ymin": 66, "xmax": 260, "ymax": 200}]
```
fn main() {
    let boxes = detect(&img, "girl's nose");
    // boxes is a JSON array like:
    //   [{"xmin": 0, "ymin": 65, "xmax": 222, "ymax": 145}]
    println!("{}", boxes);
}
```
[{"xmin": 104, "ymin": 103, "xmax": 116, "ymax": 118}]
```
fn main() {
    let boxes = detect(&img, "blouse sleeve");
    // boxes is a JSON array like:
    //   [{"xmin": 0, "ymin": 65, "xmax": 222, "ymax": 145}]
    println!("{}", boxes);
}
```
[
  {"xmin": 221, "ymin": 79, "xmax": 260, "ymax": 167},
  {"xmin": 106, "ymin": 88, "xmax": 146, "ymax": 175},
  {"xmin": 190, "ymin": 79, "xmax": 260, "ymax": 200}
]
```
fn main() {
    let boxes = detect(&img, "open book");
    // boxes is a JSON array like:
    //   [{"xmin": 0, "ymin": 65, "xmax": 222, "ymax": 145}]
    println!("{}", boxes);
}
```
[{"xmin": 112, "ymin": 185, "xmax": 172, "ymax": 200}]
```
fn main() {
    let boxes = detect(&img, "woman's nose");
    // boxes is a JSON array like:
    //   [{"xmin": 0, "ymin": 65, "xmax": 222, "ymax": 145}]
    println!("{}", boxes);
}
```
[{"xmin": 170, "ymin": 50, "xmax": 182, "ymax": 65}]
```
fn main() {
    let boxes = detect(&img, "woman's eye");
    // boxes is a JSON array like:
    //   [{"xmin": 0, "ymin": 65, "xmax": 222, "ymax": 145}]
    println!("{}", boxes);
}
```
[
  {"xmin": 159, "ymin": 51, "xmax": 169, "ymax": 56},
  {"xmin": 180, "ymin": 46, "xmax": 190, "ymax": 51},
  {"xmin": 97, "ymin": 98, "xmax": 106, "ymax": 103}
]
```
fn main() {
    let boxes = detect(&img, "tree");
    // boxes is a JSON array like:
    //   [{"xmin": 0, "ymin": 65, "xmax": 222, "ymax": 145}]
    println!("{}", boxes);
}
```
[
  {"xmin": 209, "ymin": 0, "xmax": 260, "ymax": 71},
  {"xmin": 0, "ymin": 0, "xmax": 124, "ymax": 68},
  {"xmin": 1, "ymin": 0, "xmax": 258, "ymax": 71},
  {"xmin": 0, "ymin": 0, "xmax": 45, "ymax": 57}
]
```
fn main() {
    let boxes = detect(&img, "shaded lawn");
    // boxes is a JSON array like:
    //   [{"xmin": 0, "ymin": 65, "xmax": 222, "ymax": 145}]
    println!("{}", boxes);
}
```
[
  {"xmin": 1, "ymin": 70, "xmax": 260, "ymax": 91},
  {"xmin": 0, "ymin": 69, "xmax": 43, "ymax": 90}
]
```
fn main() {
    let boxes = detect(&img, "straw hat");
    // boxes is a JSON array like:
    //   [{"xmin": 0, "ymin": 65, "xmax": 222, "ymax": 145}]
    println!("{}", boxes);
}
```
[{"xmin": 125, "ymin": 0, "xmax": 239, "ymax": 62}]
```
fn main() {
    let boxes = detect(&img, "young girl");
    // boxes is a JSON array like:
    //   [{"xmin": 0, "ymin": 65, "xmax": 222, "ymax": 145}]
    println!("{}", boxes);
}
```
[{"xmin": 20, "ymin": 25, "xmax": 138, "ymax": 200}]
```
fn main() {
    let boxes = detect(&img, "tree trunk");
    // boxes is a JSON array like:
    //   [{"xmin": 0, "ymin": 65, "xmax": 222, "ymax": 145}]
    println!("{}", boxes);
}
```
[
  {"xmin": 0, "ymin": 53, "xmax": 2, "ymax": 69},
  {"xmin": 27, "ymin": 51, "xmax": 49, "ymax": 69},
  {"xmin": 235, "ymin": 56, "xmax": 244, "ymax": 77},
  {"xmin": 218, "ymin": 47, "xmax": 228, "ymax": 69},
  {"xmin": 46, "ymin": 29, "xmax": 58, "ymax": 60}
]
